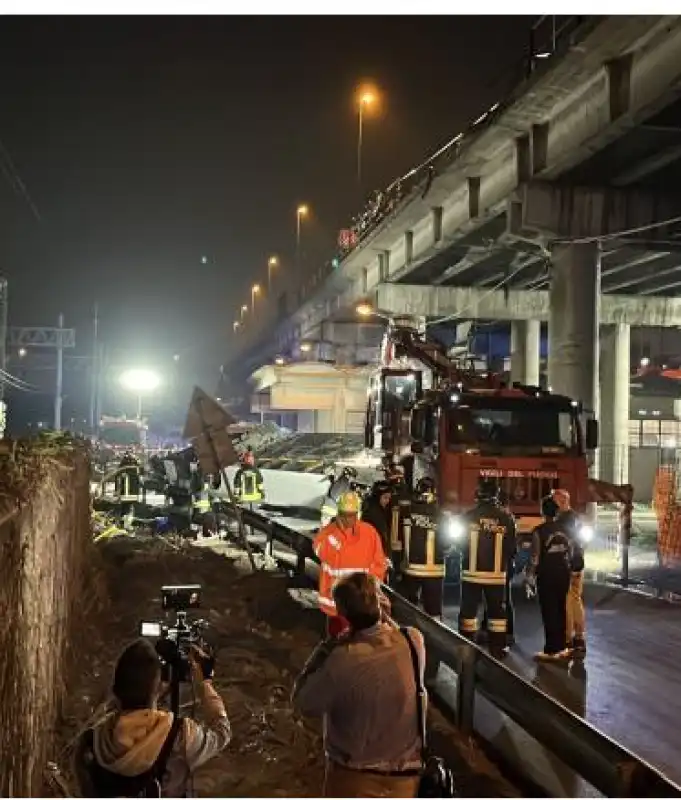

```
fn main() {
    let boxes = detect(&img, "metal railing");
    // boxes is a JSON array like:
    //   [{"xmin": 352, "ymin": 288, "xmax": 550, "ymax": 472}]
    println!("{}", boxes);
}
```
[{"xmin": 227, "ymin": 504, "xmax": 680, "ymax": 798}]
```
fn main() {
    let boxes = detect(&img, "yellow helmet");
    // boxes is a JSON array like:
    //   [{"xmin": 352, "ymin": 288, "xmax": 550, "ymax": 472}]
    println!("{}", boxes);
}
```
[{"xmin": 337, "ymin": 490, "xmax": 361, "ymax": 514}]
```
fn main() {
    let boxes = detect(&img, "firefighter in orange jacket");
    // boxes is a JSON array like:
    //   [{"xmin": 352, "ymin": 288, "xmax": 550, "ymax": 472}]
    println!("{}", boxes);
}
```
[{"xmin": 313, "ymin": 490, "xmax": 388, "ymax": 638}]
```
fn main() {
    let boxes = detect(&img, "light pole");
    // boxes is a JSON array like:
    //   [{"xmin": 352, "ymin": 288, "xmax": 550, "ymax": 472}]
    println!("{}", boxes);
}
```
[
  {"xmin": 296, "ymin": 204, "xmax": 308, "ymax": 267},
  {"xmin": 357, "ymin": 88, "xmax": 377, "ymax": 185},
  {"xmin": 267, "ymin": 255, "xmax": 279, "ymax": 290},
  {"xmin": 251, "ymin": 283, "xmax": 261, "ymax": 314},
  {"xmin": 120, "ymin": 368, "xmax": 161, "ymax": 422},
  {"xmin": 233, "ymin": 320, "xmax": 240, "ymax": 333},
  {"xmin": 240, "ymin": 304, "xmax": 248, "ymax": 321}
]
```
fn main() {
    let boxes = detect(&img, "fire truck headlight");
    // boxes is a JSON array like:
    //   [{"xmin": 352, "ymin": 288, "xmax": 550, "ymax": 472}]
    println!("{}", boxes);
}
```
[
  {"xmin": 445, "ymin": 515, "xmax": 465, "ymax": 541},
  {"xmin": 579, "ymin": 524, "xmax": 594, "ymax": 543}
]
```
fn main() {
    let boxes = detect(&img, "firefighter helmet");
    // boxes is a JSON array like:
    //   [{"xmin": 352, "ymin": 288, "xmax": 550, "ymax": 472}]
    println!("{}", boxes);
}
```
[
  {"xmin": 372, "ymin": 480, "xmax": 392, "ymax": 497},
  {"xmin": 541, "ymin": 494, "xmax": 559, "ymax": 519},
  {"xmin": 476, "ymin": 477, "xmax": 500, "ymax": 503},
  {"xmin": 415, "ymin": 476, "xmax": 435, "ymax": 496},
  {"xmin": 337, "ymin": 491, "xmax": 361, "ymax": 514}
]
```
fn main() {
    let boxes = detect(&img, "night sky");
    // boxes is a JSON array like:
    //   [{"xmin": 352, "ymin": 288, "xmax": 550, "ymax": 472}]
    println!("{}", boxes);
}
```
[{"xmin": 0, "ymin": 15, "xmax": 533, "ymax": 424}]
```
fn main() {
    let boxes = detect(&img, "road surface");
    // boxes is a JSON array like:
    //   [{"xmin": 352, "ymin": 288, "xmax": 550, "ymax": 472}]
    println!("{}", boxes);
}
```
[{"xmin": 442, "ymin": 582, "xmax": 681, "ymax": 787}]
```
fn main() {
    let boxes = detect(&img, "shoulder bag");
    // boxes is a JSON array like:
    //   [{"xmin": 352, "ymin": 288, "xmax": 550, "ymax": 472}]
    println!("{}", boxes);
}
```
[{"xmin": 400, "ymin": 627, "xmax": 456, "ymax": 798}]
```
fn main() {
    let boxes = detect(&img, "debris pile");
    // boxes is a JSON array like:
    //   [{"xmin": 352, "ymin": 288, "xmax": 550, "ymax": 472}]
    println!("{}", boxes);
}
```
[
  {"xmin": 53, "ymin": 536, "xmax": 518, "ymax": 797},
  {"xmin": 234, "ymin": 421, "xmax": 291, "ymax": 455}
]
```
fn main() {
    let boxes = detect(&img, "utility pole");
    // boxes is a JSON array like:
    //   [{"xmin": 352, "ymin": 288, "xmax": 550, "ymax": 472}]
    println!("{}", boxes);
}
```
[
  {"xmin": 54, "ymin": 313, "xmax": 64, "ymax": 431},
  {"xmin": 89, "ymin": 303, "xmax": 99, "ymax": 433},
  {"xmin": 95, "ymin": 342, "xmax": 105, "ymax": 426}
]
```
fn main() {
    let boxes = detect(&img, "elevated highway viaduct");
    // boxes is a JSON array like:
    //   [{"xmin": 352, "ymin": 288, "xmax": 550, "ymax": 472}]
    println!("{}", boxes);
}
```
[{"xmin": 226, "ymin": 16, "xmax": 681, "ymax": 487}]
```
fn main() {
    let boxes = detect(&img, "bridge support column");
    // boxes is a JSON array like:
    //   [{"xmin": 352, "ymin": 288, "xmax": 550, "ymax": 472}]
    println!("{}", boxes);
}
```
[
  {"xmin": 548, "ymin": 242, "xmax": 601, "ymax": 418},
  {"xmin": 510, "ymin": 320, "xmax": 541, "ymax": 386},
  {"xmin": 600, "ymin": 323, "xmax": 630, "ymax": 485}
]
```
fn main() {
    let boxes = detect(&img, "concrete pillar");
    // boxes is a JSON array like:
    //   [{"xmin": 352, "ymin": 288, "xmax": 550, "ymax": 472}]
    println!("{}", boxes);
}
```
[
  {"xmin": 510, "ymin": 320, "xmax": 541, "ymax": 386},
  {"xmin": 600, "ymin": 323, "xmax": 630, "ymax": 485},
  {"xmin": 548, "ymin": 242, "xmax": 601, "ymax": 416}
]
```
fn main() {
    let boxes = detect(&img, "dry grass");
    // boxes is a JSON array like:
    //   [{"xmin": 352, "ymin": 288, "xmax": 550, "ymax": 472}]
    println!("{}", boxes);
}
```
[{"xmin": 0, "ymin": 434, "xmax": 91, "ymax": 796}]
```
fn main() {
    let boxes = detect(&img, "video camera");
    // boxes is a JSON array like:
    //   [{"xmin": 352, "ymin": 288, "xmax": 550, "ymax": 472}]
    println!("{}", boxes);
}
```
[{"xmin": 140, "ymin": 585, "xmax": 213, "ymax": 692}]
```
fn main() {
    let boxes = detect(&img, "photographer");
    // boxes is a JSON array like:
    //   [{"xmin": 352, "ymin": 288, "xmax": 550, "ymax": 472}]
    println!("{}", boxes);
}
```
[
  {"xmin": 292, "ymin": 572, "xmax": 424, "ymax": 798},
  {"xmin": 74, "ymin": 638, "xmax": 231, "ymax": 797}
]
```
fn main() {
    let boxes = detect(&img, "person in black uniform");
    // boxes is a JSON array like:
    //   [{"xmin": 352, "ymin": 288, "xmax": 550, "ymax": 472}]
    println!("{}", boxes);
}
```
[
  {"xmin": 401, "ymin": 477, "xmax": 445, "ymax": 619},
  {"xmin": 528, "ymin": 495, "xmax": 576, "ymax": 660},
  {"xmin": 385, "ymin": 464, "xmax": 411, "ymax": 576},
  {"xmin": 115, "ymin": 450, "xmax": 140, "ymax": 497},
  {"xmin": 458, "ymin": 478, "xmax": 517, "ymax": 658},
  {"xmin": 481, "ymin": 490, "xmax": 516, "ymax": 645},
  {"xmin": 361, "ymin": 480, "xmax": 392, "ymax": 555}
]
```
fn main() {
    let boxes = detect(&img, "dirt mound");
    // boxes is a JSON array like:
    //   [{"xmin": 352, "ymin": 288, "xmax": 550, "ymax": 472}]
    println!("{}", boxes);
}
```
[{"xmin": 52, "ymin": 536, "xmax": 518, "ymax": 797}]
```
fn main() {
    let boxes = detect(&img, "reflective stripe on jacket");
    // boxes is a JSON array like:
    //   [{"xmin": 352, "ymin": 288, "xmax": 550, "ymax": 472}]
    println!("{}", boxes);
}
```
[
  {"xmin": 233, "ymin": 467, "xmax": 264, "ymax": 502},
  {"xmin": 313, "ymin": 521, "xmax": 387, "ymax": 616}
]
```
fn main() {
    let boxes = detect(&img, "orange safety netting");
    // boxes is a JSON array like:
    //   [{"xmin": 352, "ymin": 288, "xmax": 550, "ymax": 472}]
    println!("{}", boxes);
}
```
[{"xmin": 653, "ymin": 467, "xmax": 681, "ymax": 568}]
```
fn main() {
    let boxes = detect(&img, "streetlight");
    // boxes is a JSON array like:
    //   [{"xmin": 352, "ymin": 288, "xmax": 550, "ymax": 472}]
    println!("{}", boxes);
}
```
[
  {"xmin": 275, "ymin": 356, "xmax": 285, "ymax": 366},
  {"xmin": 18, "ymin": 347, "xmax": 27, "ymax": 358},
  {"xmin": 357, "ymin": 86, "xmax": 378, "ymax": 185},
  {"xmin": 119, "ymin": 368, "xmax": 161, "ymax": 421},
  {"xmin": 300, "ymin": 342, "xmax": 312, "ymax": 353},
  {"xmin": 251, "ymin": 283, "xmax": 261, "ymax": 314},
  {"xmin": 233, "ymin": 320, "xmax": 240, "ymax": 333},
  {"xmin": 296, "ymin": 204, "xmax": 309, "ymax": 266},
  {"xmin": 268, "ymin": 255, "xmax": 279, "ymax": 289},
  {"xmin": 173, "ymin": 353, "xmax": 180, "ymax": 362},
  {"xmin": 240, "ymin": 304, "xmax": 248, "ymax": 320}
]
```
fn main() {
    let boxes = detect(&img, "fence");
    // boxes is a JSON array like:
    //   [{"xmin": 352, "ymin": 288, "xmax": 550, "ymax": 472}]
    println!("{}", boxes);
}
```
[
  {"xmin": 0, "ymin": 437, "xmax": 91, "ymax": 795},
  {"xmin": 230, "ymin": 505, "xmax": 681, "ymax": 798}
]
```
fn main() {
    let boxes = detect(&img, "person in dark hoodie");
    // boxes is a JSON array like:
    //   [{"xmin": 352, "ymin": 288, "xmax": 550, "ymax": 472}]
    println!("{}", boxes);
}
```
[{"xmin": 74, "ymin": 638, "xmax": 231, "ymax": 797}]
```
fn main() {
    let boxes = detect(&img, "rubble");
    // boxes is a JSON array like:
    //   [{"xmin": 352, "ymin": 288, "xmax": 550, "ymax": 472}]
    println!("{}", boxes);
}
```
[
  {"xmin": 52, "ymin": 536, "xmax": 519, "ymax": 797},
  {"xmin": 232, "ymin": 421, "xmax": 291, "ymax": 457}
]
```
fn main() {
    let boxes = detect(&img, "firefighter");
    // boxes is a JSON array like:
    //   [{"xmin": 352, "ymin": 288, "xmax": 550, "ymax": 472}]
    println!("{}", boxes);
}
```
[
  {"xmin": 385, "ymin": 463, "xmax": 410, "ymax": 576},
  {"xmin": 481, "ymin": 490, "xmax": 516, "ymax": 644},
  {"xmin": 402, "ymin": 477, "xmax": 446, "ymax": 620},
  {"xmin": 458, "ymin": 478, "xmax": 517, "ymax": 658},
  {"xmin": 528, "ymin": 495, "xmax": 573, "ymax": 661},
  {"xmin": 313, "ymin": 490, "xmax": 388, "ymax": 638},
  {"xmin": 553, "ymin": 489, "xmax": 586, "ymax": 655},
  {"xmin": 361, "ymin": 479, "xmax": 392, "ymax": 554},
  {"xmin": 115, "ymin": 450, "xmax": 140, "ymax": 498},
  {"xmin": 192, "ymin": 479, "xmax": 219, "ymax": 537},
  {"xmin": 233, "ymin": 450, "xmax": 265, "ymax": 505}
]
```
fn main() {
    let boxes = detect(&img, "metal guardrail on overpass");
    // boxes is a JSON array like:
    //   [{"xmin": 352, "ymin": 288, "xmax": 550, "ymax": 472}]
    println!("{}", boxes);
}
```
[
  {"xmin": 227, "ymin": 504, "xmax": 681, "ymax": 798},
  {"xmin": 231, "ymin": 15, "xmax": 681, "ymax": 375}
]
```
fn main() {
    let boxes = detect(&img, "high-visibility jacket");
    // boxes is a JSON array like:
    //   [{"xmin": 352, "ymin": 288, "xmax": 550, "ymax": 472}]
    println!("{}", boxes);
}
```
[
  {"xmin": 233, "ymin": 467, "xmax": 264, "ymax": 502},
  {"xmin": 313, "ymin": 520, "xmax": 388, "ymax": 616},
  {"xmin": 460, "ymin": 502, "xmax": 516, "ymax": 586},
  {"xmin": 193, "ymin": 487, "xmax": 215, "ymax": 511},
  {"xmin": 403, "ymin": 498, "xmax": 446, "ymax": 579}
]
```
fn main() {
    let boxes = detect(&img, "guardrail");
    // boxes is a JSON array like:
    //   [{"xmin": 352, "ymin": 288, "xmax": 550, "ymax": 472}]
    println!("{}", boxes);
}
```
[{"xmin": 231, "ymin": 505, "xmax": 680, "ymax": 798}]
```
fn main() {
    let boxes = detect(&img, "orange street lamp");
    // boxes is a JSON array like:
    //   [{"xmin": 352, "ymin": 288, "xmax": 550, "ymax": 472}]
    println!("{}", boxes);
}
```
[
  {"xmin": 251, "ymin": 283, "xmax": 261, "ymax": 314},
  {"xmin": 268, "ymin": 255, "xmax": 279, "ymax": 289},
  {"xmin": 357, "ymin": 86, "xmax": 379, "ymax": 184},
  {"xmin": 296, "ymin": 204, "xmax": 309, "ymax": 265}
]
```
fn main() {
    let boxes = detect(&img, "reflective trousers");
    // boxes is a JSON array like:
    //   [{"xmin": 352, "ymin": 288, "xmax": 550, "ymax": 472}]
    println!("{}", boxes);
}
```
[
  {"xmin": 481, "ymin": 565, "xmax": 514, "ymax": 637},
  {"xmin": 566, "ymin": 571, "xmax": 586, "ymax": 643},
  {"xmin": 459, "ymin": 581, "xmax": 507, "ymax": 650},
  {"xmin": 402, "ymin": 574, "xmax": 444, "ymax": 618}
]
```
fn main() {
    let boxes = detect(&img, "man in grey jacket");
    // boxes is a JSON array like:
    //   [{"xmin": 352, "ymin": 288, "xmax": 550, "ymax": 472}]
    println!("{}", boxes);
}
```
[
  {"xmin": 74, "ymin": 638, "xmax": 231, "ymax": 797},
  {"xmin": 292, "ymin": 572, "xmax": 425, "ymax": 798}
]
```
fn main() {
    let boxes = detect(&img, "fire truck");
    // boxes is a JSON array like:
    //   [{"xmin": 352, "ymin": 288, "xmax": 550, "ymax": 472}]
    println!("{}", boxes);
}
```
[{"xmin": 364, "ymin": 316, "xmax": 633, "ymax": 564}]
